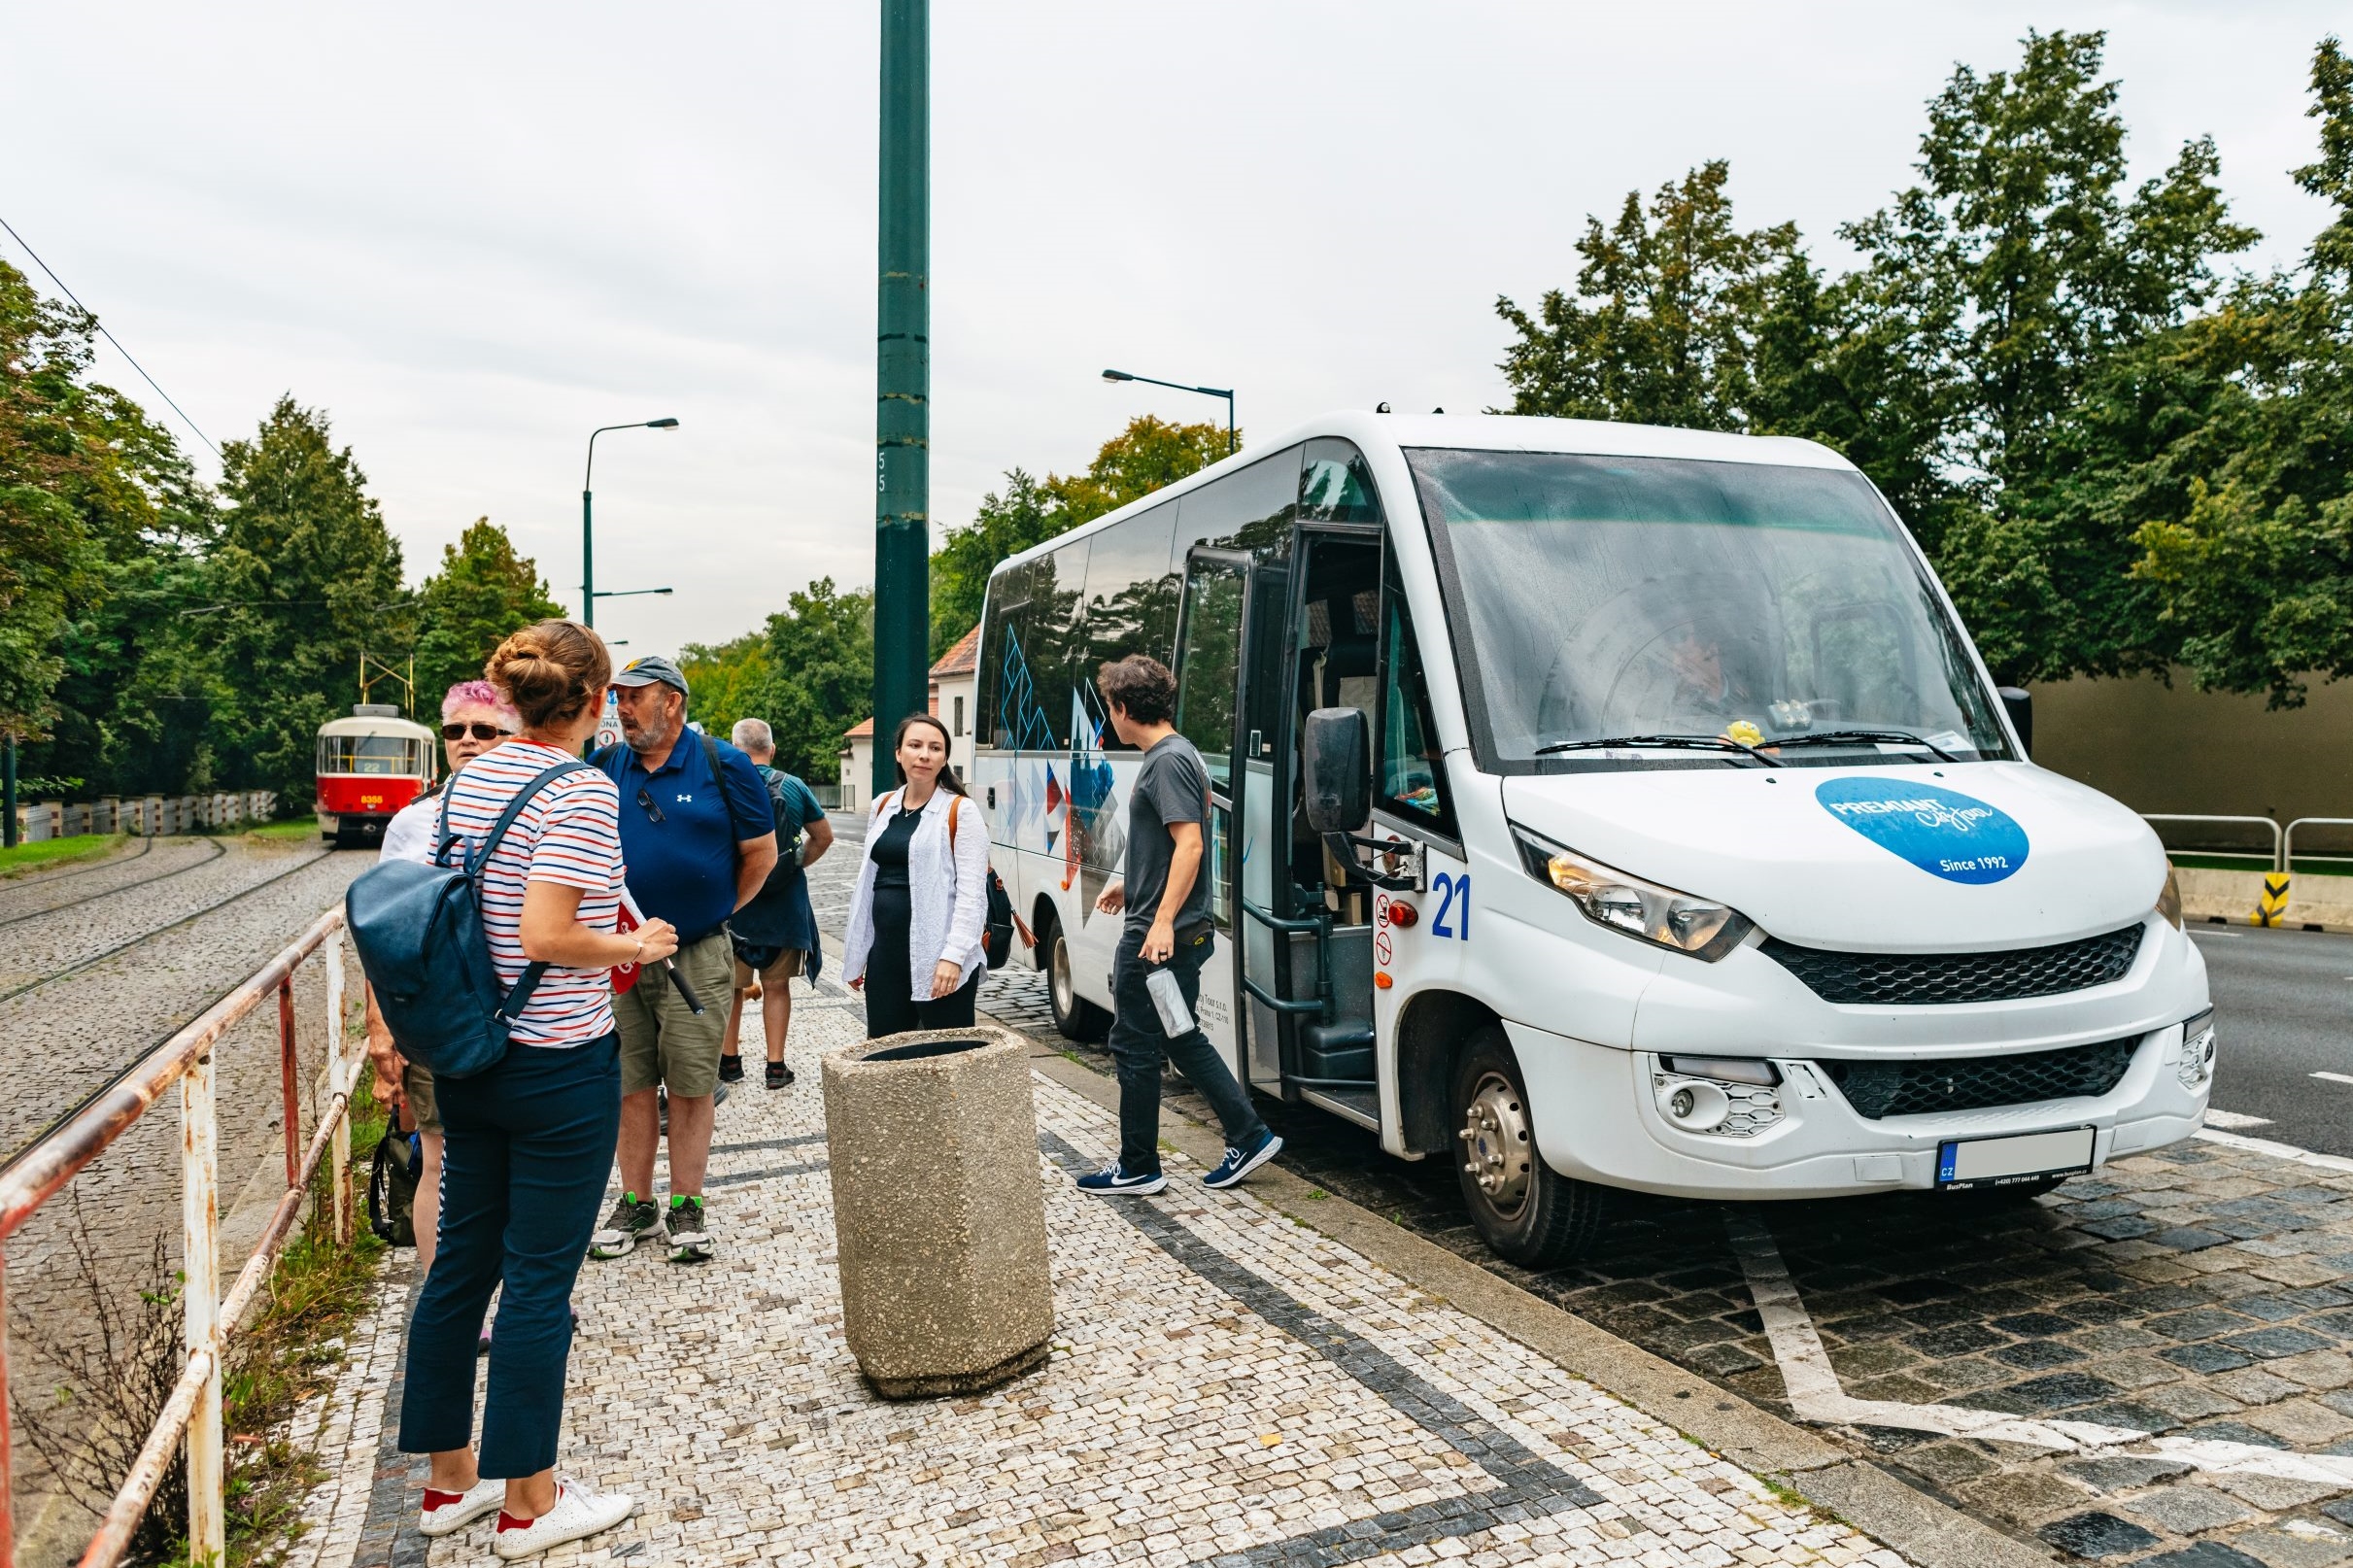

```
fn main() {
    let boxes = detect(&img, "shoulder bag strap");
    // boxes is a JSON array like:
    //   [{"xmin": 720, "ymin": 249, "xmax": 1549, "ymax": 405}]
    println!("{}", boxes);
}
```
[
  {"xmin": 947, "ymin": 794, "xmax": 960, "ymax": 851},
  {"xmin": 699, "ymin": 732, "xmax": 751, "ymax": 850},
  {"xmin": 461, "ymin": 759, "xmax": 598, "ymax": 1021},
  {"xmin": 432, "ymin": 760, "xmax": 466, "ymax": 867}
]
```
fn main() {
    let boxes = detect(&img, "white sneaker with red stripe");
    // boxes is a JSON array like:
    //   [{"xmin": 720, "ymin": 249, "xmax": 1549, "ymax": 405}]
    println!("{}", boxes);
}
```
[
  {"xmin": 417, "ymin": 1477, "xmax": 503, "ymax": 1538},
  {"xmin": 492, "ymin": 1479, "xmax": 636, "ymax": 1560}
]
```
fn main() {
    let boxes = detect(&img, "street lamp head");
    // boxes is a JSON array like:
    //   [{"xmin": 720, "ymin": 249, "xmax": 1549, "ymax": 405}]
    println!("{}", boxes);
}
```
[
  {"xmin": 646, "ymin": 418, "xmax": 680, "ymax": 429},
  {"xmin": 1101, "ymin": 369, "xmax": 1133, "ymax": 383}
]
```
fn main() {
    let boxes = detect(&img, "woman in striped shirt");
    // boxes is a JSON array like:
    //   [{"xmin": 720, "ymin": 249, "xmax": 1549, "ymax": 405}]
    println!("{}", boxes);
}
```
[{"xmin": 400, "ymin": 620, "xmax": 678, "ymax": 1561}]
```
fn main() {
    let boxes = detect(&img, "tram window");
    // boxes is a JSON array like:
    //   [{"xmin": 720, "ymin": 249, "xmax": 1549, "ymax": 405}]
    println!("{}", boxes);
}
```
[
  {"xmin": 1300, "ymin": 439, "xmax": 1383, "ymax": 524},
  {"xmin": 1380, "ymin": 549, "xmax": 1455, "ymax": 837}
]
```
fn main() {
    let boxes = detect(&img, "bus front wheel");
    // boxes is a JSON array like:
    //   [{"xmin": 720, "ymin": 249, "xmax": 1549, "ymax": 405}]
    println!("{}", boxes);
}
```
[
  {"xmin": 1451, "ymin": 1027, "xmax": 1609, "ymax": 1268},
  {"xmin": 1043, "ymin": 914, "xmax": 1111, "ymax": 1042}
]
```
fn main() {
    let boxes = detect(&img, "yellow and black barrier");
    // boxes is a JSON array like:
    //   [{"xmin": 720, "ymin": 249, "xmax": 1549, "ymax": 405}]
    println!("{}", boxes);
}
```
[{"xmin": 2256, "ymin": 872, "xmax": 2291, "ymax": 927}]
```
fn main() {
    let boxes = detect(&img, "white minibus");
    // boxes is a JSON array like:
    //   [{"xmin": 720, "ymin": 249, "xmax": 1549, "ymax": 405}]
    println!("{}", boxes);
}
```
[{"xmin": 969, "ymin": 413, "xmax": 2213, "ymax": 1265}]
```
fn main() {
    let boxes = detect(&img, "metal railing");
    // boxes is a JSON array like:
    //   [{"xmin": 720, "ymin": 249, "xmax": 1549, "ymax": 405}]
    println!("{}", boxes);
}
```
[
  {"xmin": 0, "ymin": 906, "xmax": 358, "ymax": 1568},
  {"xmin": 2140, "ymin": 813, "xmax": 2286, "ymax": 871}
]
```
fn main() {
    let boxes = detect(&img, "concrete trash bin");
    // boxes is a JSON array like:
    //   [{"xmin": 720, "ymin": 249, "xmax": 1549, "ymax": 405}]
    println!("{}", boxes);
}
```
[{"xmin": 821, "ymin": 1023, "xmax": 1054, "ymax": 1398}]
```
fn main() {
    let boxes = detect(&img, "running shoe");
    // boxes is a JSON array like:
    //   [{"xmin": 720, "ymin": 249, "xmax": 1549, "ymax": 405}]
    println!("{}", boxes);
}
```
[
  {"xmin": 1202, "ymin": 1130, "xmax": 1283, "ymax": 1189},
  {"xmin": 666, "ymin": 1194, "xmax": 712, "ymax": 1264},
  {"xmin": 418, "ymin": 1477, "xmax": 503, "ymax": 1537},
  {"xmin": 766, "ymin": 1059, "xmax": 795, "ymax": 1090},
  {"xmin": 588, "ymin": 1192, "xmax": 664, "ymax": 1260},
  {"xmin": 718, "ymin": 1053, "xmax": 745, "ymax": 1083},
  {"xmin": 1074, "ymin": 1163, "xmax": 1167, "ymax": 1196},
  {"xmin": 492, "ymin": 1480, "xmax": 636, "ymax": 1560}
]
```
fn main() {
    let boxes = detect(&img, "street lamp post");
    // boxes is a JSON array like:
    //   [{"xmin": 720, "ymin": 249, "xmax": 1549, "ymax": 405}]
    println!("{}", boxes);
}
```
[
  {"xmin": 583, "ymin": 418, "xmax": 680, "ymax": 629},
  {"xmin": 1102, "ymin": 368, "xmax": 1236, "ymax": 455}
]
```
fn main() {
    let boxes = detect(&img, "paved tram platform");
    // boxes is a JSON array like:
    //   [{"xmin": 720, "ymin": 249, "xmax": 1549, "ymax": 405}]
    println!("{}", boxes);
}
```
[{"xmin": 278, "ymin": 991, "xmax": 1911, "ymax": 1568}]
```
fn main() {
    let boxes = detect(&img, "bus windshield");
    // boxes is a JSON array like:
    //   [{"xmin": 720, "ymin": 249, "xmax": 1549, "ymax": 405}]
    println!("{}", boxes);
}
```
[{"xmin": 1406, "ymin": 448, "xmax": 2011, "ymax": 768}]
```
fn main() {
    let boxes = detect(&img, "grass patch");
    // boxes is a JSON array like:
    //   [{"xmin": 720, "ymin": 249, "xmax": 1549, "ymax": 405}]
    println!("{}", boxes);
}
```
[
  {"xmin": 0, "ymin": 834, "xmax": 128, "ymax": 879},
  {"xmin": 239, "ymin": 816, "xmax": 320, "ymax": 843}
]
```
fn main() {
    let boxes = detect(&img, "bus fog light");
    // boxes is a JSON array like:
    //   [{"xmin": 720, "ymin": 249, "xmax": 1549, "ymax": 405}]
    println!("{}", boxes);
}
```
[
  {"xmin": 1654, "ymin": 1070, "xmax": 1784, "ymax": 1138},
  {"xmin": 2178, "ymin": 1009, "xmax": 2215, "ymax": 1090}
]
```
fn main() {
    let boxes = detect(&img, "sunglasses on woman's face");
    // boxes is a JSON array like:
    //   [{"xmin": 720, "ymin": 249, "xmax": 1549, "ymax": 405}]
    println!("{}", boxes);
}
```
[{"xmin": 442, "ymin": 722, "xmax": 511, "ymax": 741}]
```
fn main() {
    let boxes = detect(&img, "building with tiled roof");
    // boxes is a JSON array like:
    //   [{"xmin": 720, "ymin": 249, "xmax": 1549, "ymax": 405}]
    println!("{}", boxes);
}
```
[{"xmin": 837, "ymin": 624, "xmax": 981, "ymax": 811}]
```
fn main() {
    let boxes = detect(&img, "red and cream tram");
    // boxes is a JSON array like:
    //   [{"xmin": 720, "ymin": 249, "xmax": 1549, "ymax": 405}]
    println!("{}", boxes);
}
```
[{"xmin": 316, "ymin": 703, "xmax": 437, "ymax": 847}]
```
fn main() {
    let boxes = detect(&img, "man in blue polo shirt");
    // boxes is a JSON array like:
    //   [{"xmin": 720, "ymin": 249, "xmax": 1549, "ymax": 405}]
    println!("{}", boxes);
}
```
[{"xmin": 587, "ymin": 655, "xmax": 776, "ymax": 1266}]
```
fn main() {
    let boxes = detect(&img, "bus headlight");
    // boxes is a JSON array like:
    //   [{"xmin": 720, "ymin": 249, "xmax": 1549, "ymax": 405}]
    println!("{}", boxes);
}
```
[
  {"xmin": 2179, "ymin": 1008, "xmax": 2215, "ymax": 1090},
  {"xmin": 2158, "ymin": 866, "xmax": 2184, "ymax": 930},
  {"xmin": 1514, "ymin": 827, "xmax": 1753, "ymax": 961}
]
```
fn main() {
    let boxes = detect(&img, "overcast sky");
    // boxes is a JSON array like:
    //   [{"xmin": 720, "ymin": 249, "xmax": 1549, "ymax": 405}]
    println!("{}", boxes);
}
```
[{"xmin": 8, "ymin": 2, "xmax": 2343, "ymax": 655}]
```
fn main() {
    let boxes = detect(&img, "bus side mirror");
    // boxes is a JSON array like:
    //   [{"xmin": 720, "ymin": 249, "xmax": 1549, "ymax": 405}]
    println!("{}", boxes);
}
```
[
  {"xmin": 1997, "ymin": 687, "xmax": 2031, "ymax": 758},
  {"xmin": 1304, "ymin": 708, "xmax": 1372, "ymax": 834}
]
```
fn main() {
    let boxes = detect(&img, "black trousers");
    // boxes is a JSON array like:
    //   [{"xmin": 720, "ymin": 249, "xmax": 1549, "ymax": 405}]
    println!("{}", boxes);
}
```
[
  {"xmin": 865, "ymin": 885, "xmax": 979, "ymax": 1037},
  {"xmin": 1108, "ymin": 925, "xmax": 1268, "ymax": 1175}
]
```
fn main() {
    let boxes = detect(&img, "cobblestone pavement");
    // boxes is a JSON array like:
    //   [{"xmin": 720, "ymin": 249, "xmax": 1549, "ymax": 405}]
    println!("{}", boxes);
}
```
[
  {"xmin": 803, "ymin": 833, "xmax": 2353, "ymax": 1563},
  {"xmin": 290, "ymin": 996, "xmax": 1909, "ymax": 1568},
  {"xmin": 1, "ymin": 835, "xmax": 370, "ymax": 1564}
]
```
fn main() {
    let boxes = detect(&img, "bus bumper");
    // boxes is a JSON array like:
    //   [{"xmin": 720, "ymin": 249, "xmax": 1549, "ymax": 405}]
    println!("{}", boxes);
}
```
[{"xmin": 1508, "ymin": 1017, "xmax": 2211, "ymax": 1202}]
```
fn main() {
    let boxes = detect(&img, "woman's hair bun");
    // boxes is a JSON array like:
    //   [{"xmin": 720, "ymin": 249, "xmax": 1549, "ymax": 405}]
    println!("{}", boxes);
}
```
[{"xmin": 486, "ymin": 620, "xmax": 612, "ymax": 731}]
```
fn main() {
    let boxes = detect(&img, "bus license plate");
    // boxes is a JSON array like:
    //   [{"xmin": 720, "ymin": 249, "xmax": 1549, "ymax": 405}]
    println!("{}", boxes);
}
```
[{"xmin": 1936, "ymin": 1127, "xmax": 2095, "ymax": 1190}]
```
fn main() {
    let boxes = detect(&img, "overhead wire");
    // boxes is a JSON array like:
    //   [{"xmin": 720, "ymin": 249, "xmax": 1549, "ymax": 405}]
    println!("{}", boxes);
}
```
[{"xmin": 0, "ymin": 212, "xmax": 221, "ymax": 460}]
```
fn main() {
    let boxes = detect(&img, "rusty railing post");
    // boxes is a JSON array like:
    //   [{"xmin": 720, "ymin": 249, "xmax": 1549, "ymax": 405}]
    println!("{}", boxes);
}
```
[
  {"xmin": 0, "ymin": 1244, "xmax": 15, "ymax": 1568},
  {"xmin": 180, "ymin": 1050, "xmax": 223, "ymax": 1563},
  {"xmin": 278, "ymin": 978, "xmax": 299, "ymax": 1192},
  {"xmin": 326, "ymin": 940, "xmax": 353, "ymax": 1246}
]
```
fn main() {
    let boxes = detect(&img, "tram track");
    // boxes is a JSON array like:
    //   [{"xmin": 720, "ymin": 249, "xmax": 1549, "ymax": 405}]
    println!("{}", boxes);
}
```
[
  {"xmin": 0, "ymin": 847, "xmax": 335, "ymax": 1009},
  {"xmin": 0, "ymin": 846, "xmax": 349, "ymax": 1172},
  {"xmin": 0, "ymin": 838, "xmax": 228, "ymax": 932}
]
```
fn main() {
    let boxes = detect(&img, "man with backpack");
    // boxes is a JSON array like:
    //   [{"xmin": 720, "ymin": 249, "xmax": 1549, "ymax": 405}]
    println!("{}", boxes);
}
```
[
  {"xmin": 586, "ymin": 657, "xmax": 776, "ymax": 1265},
  {"xmin": 719, "ymin": 718, "xmax": 833, "ymax": 1089}
]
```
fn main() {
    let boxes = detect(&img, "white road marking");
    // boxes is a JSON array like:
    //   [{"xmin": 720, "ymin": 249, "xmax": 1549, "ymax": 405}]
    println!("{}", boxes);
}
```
[
  {"xmin": 2201, "ymin": 1108, "xmax": 2274, "ymax": 1130},
  {"xmin": 1726, "ymin": 1210, "xmax": 2353, "ymax": 1484},
  {"xmin": 2314, "ymin": 1072, "xmax": 2353, "ymax": 1087}
]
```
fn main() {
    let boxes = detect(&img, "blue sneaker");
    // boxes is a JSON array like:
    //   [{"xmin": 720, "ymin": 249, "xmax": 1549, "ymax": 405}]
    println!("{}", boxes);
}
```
[
  {"xmin": 1074, "ymin": 1163, "xmax": 1167, "ymax": 1196},
  {"xmin": 1203, "ymin": 1131, "xmax": 1283, "ymax": 1190}
]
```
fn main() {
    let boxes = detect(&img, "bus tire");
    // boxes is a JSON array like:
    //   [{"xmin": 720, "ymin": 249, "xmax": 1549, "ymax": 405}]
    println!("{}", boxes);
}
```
[
  {"xmin": 1043, "ymin": 913, "xmax": 1111, "ymax": 1042},
  {"xmin": 1451, "ymin": 1027, "xmax": 1608, "ymax": 1268}
]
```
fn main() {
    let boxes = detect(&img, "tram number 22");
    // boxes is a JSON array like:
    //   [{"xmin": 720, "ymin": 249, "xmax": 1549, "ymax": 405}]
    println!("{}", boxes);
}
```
[{"xmin": 1429, "ymin": 872, "xmax": 1472, "ymax": 940}]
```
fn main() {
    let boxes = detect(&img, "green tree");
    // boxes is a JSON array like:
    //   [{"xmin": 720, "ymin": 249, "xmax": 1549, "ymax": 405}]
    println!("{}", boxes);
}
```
[
  {"xmin": 1498, "ymin": 161, "xmax": 1799, "ymax": 430},
  {"xmin": 207, "ymin": 395, "xmax": 406, "ymax": 803},
  {"xmin": 678, "ymin": 630, "xmax": 769, "ymax": 743},
  {"xmin": 1042, "ymin": 415, "xmax": 1231, "ymax": 527},
  {"xmin": 411, "ymin": 519, "xmax": 565, "ymax": 706},
  {"xmin": 752, "ymin": 577, "xmax": 873, "ymax": 782}
]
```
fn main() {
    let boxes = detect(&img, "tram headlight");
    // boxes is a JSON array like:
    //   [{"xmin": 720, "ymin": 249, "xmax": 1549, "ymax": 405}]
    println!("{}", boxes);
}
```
[{"xmin": 1513, "ymin": 827, "xmax": 1753, "ymax": 961}]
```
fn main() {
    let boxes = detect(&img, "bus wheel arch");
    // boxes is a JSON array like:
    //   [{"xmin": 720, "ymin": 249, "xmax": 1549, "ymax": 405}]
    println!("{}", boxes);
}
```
[
  {"xmin": 1035, "ymin": 902, "xmax": 1110, "ymax": 1042},
  {"xmin": 1395, "ymin": 989, "xmax": 1496, "ymax": 1156}
]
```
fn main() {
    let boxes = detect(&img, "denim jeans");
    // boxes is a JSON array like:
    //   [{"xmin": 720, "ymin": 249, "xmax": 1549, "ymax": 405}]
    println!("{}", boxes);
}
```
[
  {"xmin": 399, "ymin": 1034, "xmax": 621, "ymax": 1477},
  {"xmin": 1108, "ymin": 924, "xmax": 1268, "ymax": 1176}
]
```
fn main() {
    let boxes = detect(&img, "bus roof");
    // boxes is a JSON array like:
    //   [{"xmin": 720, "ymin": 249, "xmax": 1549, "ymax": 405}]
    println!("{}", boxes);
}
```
[{"xmin": 992, "ymin": 411, "xmax": 1855, "ymax": 576}]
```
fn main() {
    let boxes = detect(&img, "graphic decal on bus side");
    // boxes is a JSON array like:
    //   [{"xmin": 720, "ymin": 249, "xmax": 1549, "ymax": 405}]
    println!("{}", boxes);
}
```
[
  {"xmin": 994, "ymin": 621, "xmax": 1127, "ymax": 919},
  {"xmin": 1814, "ymin": 777, "xmax": 2029, "ymax": 885}
]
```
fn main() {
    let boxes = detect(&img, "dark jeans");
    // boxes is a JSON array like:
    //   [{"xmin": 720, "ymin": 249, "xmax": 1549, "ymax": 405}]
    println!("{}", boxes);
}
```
[
  {"xmin": 1109, "ymin": 925, "xmax": 1268, "ymax": 1176},
  {"xmin": 399, "ymin": 1034, "xmax": 621, "ymax": 1478}
]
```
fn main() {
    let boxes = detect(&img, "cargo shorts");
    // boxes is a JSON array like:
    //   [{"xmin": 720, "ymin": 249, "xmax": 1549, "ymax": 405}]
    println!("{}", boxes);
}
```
[{"xmin": 615, "ymin": 929, "xmax": 733, "ymax": 1098}]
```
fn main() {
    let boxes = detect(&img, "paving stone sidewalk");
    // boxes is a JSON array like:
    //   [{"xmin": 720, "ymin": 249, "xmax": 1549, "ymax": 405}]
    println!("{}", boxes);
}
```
[{"xmin": 283, "ymin": 995, "xmax": 1909, "ymax": 1568}]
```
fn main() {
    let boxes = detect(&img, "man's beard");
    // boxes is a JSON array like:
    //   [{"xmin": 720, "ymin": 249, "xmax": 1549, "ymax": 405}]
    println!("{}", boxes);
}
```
[{"xmin": 623, "ymin": 712, "xmax": 678, "ymax": 754}]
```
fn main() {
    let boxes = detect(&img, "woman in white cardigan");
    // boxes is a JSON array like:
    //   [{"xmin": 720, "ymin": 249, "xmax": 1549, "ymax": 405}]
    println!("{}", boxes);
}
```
[{"xmin": 844, "ymin": 713, "xmax": 991, "ymax": 1037}]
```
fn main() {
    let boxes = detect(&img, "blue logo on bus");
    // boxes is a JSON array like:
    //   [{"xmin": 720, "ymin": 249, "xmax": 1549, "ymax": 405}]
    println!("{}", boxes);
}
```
[{"xmin": 1815, "ymin": 777, "xmax": 2029, "ymax": 885}]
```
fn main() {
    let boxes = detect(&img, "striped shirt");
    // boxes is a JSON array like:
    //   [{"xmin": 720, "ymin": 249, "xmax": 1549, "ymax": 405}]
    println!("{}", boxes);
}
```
[{"xmin": 439, "ymin": 739, "xmax": 623, "ymax": 1048}]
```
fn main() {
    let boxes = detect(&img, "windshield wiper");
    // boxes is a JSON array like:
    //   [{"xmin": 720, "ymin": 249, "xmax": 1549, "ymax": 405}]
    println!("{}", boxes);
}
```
[
  {"xmin": 1766, "ymin": 729, "xmax": 1959, "ymax": 763},
  {"xmin": 1534, "ymin": 733, "xmax": 1782, "ymax": 767}
]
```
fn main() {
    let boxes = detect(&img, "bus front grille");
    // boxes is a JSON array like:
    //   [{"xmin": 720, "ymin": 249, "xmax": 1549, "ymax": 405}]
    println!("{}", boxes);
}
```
[
  {"xmin": 1819, "ymin": 1037, "xmax": 2140, "ymax": 1120},
  {"xmin": 1760, "ymin": 924, "xmax": 2145, "ymax": 1006}
]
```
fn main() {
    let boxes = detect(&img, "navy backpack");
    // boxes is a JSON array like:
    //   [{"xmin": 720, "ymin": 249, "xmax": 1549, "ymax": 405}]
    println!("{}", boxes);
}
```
[{"xmin": 344, "ymin": 759, "xmax": 596, "ymax": 1078}]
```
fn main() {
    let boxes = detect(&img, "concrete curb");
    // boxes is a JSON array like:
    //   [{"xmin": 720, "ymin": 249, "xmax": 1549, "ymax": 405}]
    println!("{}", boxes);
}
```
[{"xmin": 1025, "ymin": 1046, "xmax": 2058, "ymax": 1568}]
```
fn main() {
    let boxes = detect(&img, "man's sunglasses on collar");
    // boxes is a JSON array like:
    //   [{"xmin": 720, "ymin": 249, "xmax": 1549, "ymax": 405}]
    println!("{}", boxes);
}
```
[
  {"xmin": 635, "ymin": 786, "xmax": 665, "ymax": 823},
  {"xmin": 442, "ymin": 722, "xmax": 513, "ymax": 741}
]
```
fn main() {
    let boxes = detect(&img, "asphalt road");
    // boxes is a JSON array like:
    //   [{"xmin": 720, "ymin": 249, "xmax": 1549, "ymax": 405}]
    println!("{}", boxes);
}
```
[{"xmin": 2194, "ymin": 923, "xmax": 2353, "ymax": 1157}]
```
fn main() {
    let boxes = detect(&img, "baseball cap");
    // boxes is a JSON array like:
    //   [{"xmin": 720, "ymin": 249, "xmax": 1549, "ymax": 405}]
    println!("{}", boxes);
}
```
[{"xmin": 613, "ymin": 655, "xmax": 690, "ymax": 698}]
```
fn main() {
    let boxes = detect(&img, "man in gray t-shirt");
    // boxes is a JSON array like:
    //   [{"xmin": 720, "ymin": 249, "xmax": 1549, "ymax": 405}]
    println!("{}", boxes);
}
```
[{"xmin": 1079, "ymin": 656, "xmax": 1279, "ymax": 1198}]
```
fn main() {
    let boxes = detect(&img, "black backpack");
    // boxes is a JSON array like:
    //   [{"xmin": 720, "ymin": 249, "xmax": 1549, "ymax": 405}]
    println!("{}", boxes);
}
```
[{"xmin": 944, "ymin": 795, "xmax": 1017, "ymax": 970}]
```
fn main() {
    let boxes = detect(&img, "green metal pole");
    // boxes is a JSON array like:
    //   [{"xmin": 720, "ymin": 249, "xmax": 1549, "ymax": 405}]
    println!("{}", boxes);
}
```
[
  {"xmin": 582, "ymin": 488, "xmax": 596, "ymax": 629},
  {"xmin": 872, "ymin": 0, "xmax": 930, "ymax": 796},
  {"xmin": 2, "ymin": 733, "xmax": 15, "ymax": 849}
]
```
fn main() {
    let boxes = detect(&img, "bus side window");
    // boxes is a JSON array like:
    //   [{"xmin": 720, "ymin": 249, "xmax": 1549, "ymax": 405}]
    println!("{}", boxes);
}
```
[{"xmin": 1381, "ymin": 554, "xmax": 1455, "ymax": 837}]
